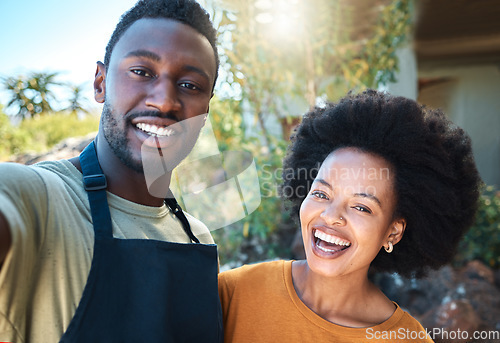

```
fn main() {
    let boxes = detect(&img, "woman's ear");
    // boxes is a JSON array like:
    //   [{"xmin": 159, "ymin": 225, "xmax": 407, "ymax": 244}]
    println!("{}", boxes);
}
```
[
  {"xmin": 94, "ymin": 62, "xmax": 106, "ymax": 104},
  {"xmin": 387, "ymin": 218, "xmax": 406, "ymax": 247}
]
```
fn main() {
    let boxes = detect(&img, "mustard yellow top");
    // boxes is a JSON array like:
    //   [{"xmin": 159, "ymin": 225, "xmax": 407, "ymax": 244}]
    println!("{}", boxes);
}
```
[{"xmin": 219, "ymin": 260, "xmax": 434, "ymax": 342}]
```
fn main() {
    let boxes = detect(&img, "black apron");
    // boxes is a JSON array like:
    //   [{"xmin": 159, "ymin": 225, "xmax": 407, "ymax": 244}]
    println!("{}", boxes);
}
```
[{"xmin": 60, "ymin": 141, "xmax": 223, "ymax": 342}]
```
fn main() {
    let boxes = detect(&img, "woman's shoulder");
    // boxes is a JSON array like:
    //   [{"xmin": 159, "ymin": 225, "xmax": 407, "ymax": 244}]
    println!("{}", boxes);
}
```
[
  {"xmin": 379, "ymin": 303, "xmax": 433, "ymax": 341},
  {"xmin": 219, "ymin": 259, "xmax": 289, "ymax": 287}
]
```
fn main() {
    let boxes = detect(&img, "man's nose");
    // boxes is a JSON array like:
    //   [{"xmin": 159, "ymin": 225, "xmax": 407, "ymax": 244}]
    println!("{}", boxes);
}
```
[{"xmin": 145, "ymin": 78, "xmax": 181, "ymax": 113}]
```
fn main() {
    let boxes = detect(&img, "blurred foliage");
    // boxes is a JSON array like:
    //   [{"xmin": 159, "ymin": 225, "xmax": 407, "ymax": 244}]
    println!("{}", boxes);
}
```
[
  {"xmin": 0, "ymin": 106, "xmax": 33, "ymax": 159},
  {"xmin": 454, "ymin": 186, "xmax": 500, "ymax": 269},
  {"xmin": 2, "ymin": 71, "xmax": 90, "ymax": 119},
  {"xmin": 0, "ymin": 108, "xmax": 99, "ymax": 160},
  {"xmin": 2, "ymin": 72, "xmax": 62, "ymax": 118},
  {"xmin": 209, "ymin": 0, "xmax": 414, "ymax": 265},
  {"xmin": 215, "ymin": 0, "xmax": 412, "ymax": 112},
  {"xmin": 209, "ymin": 97, "xmax": 293, "ymax": 265}
]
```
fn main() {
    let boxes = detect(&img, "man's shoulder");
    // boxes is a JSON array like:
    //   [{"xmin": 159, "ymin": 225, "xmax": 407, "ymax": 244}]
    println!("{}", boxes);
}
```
[
  {"xmin": 183, "ymin": 211, "xmax": 214, "ymax": 244},
  {"xmin": 0, "ymin": 159, "xmax": 74, "ymax": 179},
  {"xmin": 34, "ymin": 159, "xmax": 77, "ymax": 175},
  {"xmin": 0, "ymin": 162, "xmax": 47, "ymax": 187},
  {"xmin": 0, "ymin": 161, "xmax": 39, "ymax": 176},
  {"xmin": 0, "ymin": 159, "xmax": 82, "ymax": 196}
]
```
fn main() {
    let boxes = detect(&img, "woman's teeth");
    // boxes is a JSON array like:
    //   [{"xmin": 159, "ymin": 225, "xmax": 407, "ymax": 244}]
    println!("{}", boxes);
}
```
[
  {"xmin": 136, "ymin": 123, "xmax": 175, "ymax": 137},
  {"xmin": 314, "ymin": 230, "xmax": 351, "ymax": 247}
]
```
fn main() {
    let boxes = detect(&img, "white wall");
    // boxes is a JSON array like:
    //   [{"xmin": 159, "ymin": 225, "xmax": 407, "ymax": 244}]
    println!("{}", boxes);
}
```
[
  {"xmin": 384, "ymin": 46, "xmax": 418, "ymax": 100},
  {"xmin": 418, "ymin": 65, "xmax": 500, "ymax": 187}
]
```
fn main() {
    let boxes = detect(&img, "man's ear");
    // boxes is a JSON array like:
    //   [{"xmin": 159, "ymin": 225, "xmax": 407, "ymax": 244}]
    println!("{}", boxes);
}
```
[
  {"xmin": 94, "ymin": 62, "xmax": 106, "ymax": 104},
  {"xmin": 386, "ymin": 218, "xmax": 406, "ymax": 247}
]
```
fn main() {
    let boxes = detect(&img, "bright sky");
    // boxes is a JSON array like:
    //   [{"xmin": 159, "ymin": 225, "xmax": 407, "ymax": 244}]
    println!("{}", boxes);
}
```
[{"xmin": 0, "ymin": 0, "xmax": 142, "ymax": 113}]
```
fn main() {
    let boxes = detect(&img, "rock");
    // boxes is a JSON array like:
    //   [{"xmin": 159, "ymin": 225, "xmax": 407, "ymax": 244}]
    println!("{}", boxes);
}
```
[
  {"xmin": 13, "ymin": 133, "xmax": 95, "ymax": 165},
  {"xmin": 372, "ymin": 265, "xmax": 456, "ymax": 317},
  {"xmin": 373, "ymin": 261, "xmax": 500, "ymax": 342},
  {"xmin": 421, "ymin": 299, "xmax": 481, "ymax": 343},
  {"xmin": 460, "ymin": 260, "xmax": 495, "ymax": 284},
  {"xmin": 494, "ymin": 268, "xmax": 500, "ymax": 289},
  {"xmin": 458, "ymin": 274, "xmax": 500, "ymax": 334}
]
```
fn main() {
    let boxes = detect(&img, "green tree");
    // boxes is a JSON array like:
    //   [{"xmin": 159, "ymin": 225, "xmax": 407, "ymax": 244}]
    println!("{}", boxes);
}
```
[
  {"xmin": 2, "ymin": 71, "xmax": 63, "ymax": 118},
  {"xmin": 66, "ymin": 83, "xmax": 90, "ymax": 116},
  {"xmin": 3, "ymin": 75, "xmax": 32, "ymax": 119},
  {"xmin": 215, "ymin": 0, "xmax": 412, "ymax": 139},
  {"xmin": 207, "ymin": 0, "xmax": 414, "ymax": 264}
]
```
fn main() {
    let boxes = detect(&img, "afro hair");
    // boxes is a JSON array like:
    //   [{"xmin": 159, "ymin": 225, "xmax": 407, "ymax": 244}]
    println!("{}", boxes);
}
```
[{"xmin": 281, "ymin": 89, "xmax": 482, "ymax": 278}]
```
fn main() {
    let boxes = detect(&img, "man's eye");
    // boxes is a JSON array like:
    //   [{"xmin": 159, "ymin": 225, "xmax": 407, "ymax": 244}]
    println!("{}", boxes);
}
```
[
  {"xmin": 131, "ymin": 69, "xmax": 153, "ymax": 78},
  {"xmin": 179, "ymin": 82, "xmax": 199, "ymax": 90}
]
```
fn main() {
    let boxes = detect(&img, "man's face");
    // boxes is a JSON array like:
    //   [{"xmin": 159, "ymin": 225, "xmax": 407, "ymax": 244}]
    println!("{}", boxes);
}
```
[{"xmin": 96, "ymin": 18, "xmax": 216, "ymax": 172}]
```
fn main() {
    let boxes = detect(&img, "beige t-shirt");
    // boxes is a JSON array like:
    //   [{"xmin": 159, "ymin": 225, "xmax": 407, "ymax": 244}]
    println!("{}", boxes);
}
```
[{"xmin": 0, "ymin": 160, "xmax": 214, "ymax": 343}]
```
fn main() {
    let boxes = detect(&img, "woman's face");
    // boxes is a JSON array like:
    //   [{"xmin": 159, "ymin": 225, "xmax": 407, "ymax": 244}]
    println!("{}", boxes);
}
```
[{"xmin": 299, "ymin": 147, "xmax": 405, "ymax": 279}]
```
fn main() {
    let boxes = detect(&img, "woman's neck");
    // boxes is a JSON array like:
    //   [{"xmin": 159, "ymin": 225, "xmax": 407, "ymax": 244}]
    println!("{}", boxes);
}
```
[{"xmin": 291, "ymin": 260, "xmax": 396, "ymax": 327}]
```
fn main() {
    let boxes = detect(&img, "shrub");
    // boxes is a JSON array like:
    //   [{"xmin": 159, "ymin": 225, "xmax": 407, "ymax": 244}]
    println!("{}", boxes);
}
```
[
  {"xmin": 0, "ymin": 110, "xmax": 99, "ymax": 160},
  {"xmin": 454, "ymin": 185, "xmax": 500, "ymax": 269}
]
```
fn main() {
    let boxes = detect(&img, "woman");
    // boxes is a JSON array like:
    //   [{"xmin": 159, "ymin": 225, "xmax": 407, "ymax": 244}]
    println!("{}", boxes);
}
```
[{"xmin": 218, "ymin": 90, "xmax": 481, "ymax": 342}]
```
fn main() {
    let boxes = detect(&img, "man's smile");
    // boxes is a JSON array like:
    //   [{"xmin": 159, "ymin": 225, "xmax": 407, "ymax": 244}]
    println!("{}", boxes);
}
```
[{"xmin": 135, "ymin": 123, "xmax": 177, "ymax": 137}]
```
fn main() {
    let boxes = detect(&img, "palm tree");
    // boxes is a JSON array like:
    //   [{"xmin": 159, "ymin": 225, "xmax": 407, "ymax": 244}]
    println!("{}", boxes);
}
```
[
  {"xmin": 67, "ymin": 83, "xmax": 89, "ymax": 116},
  {"xmin": 2, "ymin": 71, "xmax": 62, "ymax": 119},
  {"xmin": 2, "ymin": 76, "xmax": 31, "ymax": 119},
  {"xmin": 26, "ymin": 72, "xmax": 62, "ymax": 115}
]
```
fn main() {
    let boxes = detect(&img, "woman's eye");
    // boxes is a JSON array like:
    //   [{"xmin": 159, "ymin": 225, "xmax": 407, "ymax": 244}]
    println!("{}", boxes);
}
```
[
  {"xmin": 353, "ymin": 206, "xmax": 372, "ymax": 214},
  {"xmin": 311, "ymin": 191, "xmax": 328, "ymax": 200},
  {"xmin": 131, "ymin": 69, "xmax": 153, "ymax": 78}
]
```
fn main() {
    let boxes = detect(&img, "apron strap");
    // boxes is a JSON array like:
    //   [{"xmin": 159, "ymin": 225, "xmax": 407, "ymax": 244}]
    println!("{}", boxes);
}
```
[
  {"xmin": 165, "ymin": 198, "xmax": 200, "ymax": 244},
  {"xmin": 79, "ymin": 141, "xmax": 112, "ymax": 239}
]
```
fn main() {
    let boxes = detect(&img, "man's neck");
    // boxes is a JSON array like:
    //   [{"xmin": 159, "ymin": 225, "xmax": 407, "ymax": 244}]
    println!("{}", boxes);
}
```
[{"xmin": 69, "ymin": 135, "xmax": 168, "ymax": 207}]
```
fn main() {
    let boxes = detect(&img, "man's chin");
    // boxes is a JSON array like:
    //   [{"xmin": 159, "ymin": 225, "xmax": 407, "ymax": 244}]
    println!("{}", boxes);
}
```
[{"xmin": 111, "ymin": 146, "xmax": 144, "ymax": 174}]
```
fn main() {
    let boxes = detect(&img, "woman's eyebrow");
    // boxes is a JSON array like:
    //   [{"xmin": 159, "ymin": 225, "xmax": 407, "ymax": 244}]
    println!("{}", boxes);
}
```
[
  {"xmin": 313, "ymin": 178, "xmax": 332, "ymax": 190},
  {"xmin": 354, "ymin": 192, "xmax": 382, "ymax": 206}
]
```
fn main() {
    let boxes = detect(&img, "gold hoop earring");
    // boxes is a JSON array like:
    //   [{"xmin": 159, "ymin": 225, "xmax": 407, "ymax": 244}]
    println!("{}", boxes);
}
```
[{"xmin": 384, "ymin": 241, "xmax": 393, "ymax": 253}]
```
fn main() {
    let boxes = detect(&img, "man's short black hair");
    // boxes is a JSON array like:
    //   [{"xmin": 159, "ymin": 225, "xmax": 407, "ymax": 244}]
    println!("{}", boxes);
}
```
[
  {"xmin": 281, "ymin": 89, "xmax": 482, "ymax": 278},
  {"xmin": 104, "ymin": 0, "xmax": 219, "ymax": 87}
]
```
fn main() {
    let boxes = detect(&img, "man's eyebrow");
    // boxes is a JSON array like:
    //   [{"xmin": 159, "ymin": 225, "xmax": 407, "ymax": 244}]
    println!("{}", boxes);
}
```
[
  {"xmin": 184, "ymin": 65, "xmax": 210, "ymax": 82},
  {"xmin": 125, "ymin": 49, "xmax": 161, "ymax": 62},
  {"xmin": 354, "ymin": 193, "xmax": 382, "ymax": 206}
]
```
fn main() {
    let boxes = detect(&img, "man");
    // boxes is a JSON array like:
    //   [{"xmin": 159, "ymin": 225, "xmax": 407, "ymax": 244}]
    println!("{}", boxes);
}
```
[{"xmin": 0, "ymin": 0, "xmax": 222, "ymax": 341}]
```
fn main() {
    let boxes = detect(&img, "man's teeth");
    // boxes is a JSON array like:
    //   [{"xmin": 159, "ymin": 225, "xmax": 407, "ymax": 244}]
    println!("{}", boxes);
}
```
[
  {"xmin": 136, "ymin": 123, "xmax": 175, "ymax": 137},
  {"xmin": 314, "ymin": 230, "xmax": 351, "ymax": 246}
]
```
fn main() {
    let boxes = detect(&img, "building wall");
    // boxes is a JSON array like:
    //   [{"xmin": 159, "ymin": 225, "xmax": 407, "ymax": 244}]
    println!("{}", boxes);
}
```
[
  {"xmin": 384, "ymin": 46, "xmax": 418, "ymax": 100},
  {"xmin": 418, "ymin": 65, "xmax": 500, "ymax": 187}
]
